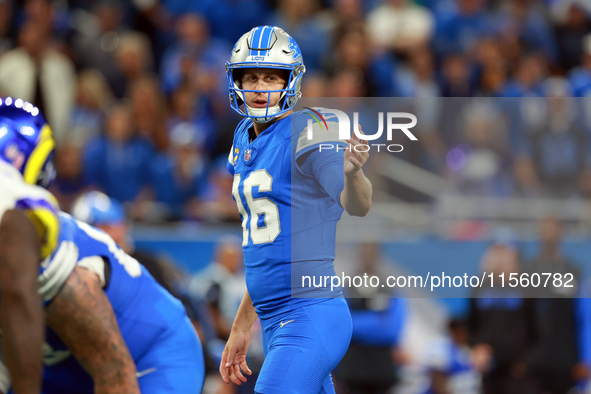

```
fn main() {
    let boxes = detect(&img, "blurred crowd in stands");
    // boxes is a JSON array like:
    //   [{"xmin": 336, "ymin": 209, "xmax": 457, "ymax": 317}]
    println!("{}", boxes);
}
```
[{"xmin": 1, "ymin": 0, "xmax": 591, "ymax": 220}]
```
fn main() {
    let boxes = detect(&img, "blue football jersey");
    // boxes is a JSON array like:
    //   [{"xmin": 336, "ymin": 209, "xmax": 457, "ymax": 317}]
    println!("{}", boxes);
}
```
[
  {"xmin": 227, "ymin": 109, "xmax": 348, "ymax": 318},
  {"xmin": 42, "ymin": 213, "xmax": 190, "ymax": 392}
]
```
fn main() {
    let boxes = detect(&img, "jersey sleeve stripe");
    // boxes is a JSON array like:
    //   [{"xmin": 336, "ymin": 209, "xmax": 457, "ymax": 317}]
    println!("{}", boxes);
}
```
[
  {"xmin": 296, "ymin": 120, "xmax": 347, "ymax": 156},
  {"xmin": 16, "ymin": 197, "xmax": 59, "ymax": 259}
]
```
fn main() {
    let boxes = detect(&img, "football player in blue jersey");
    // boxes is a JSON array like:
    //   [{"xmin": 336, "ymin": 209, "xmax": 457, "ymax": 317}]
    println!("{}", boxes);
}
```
[
  {"xmin": 220, "ymin": 26, "xmax": 373, "ymax": 393},
  {"xmin": 0, "ymin": 98, "xmax": 204, "ymax": 394}
]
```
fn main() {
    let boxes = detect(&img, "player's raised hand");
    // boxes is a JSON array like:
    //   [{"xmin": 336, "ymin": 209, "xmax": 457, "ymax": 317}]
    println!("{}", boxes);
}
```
[
  {"xmin": 344, "ymin": 124, "xmax": 369, "ymax": 176},
  {"xmin": 220, "ymin": 329, "xmax": 252, "ymax": 385}
]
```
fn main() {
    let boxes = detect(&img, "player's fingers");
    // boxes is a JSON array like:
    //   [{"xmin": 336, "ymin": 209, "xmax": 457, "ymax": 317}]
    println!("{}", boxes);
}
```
[
  {"xmin": 225, "ymin": 347, "xmax": 237, "ymax": 367},
  {"xmin": 347, "ymin": 137, "xmax": 368, "ymax": 148},
  {"xmin": 233, "ymin": 363, "xmax": 247, "ymax": 383},
  {"xmin": 349, "ymin": 155, "xmax": 361, "ymax": 167},
  {"xmin": 228, "ymin": 367, "xmax": 242, "ymax": 386},
  {"xmin": 356, "ymin": 124, "xmax": 368, "ymax": 145},
  {"xmin": 351, "ymin": 148, "xmax": 367, "ymax": 162},
  {"xmin": 220, "ymin": 365, "xmax": 230, "ymax": 383},
  {"xmin": 240, "ymin": 360, "xmax": 253, "ymax": 375},
  {"xmin": 353, "ymin": 148, "xmax": 369, "ymax": 163},
  {"xmin": 223, "ymin": 367, "xmax": 235, "ymax": 384},
  {"xmin": 219, "ymin": 352, "xmax": 230, "ymax": 383}
]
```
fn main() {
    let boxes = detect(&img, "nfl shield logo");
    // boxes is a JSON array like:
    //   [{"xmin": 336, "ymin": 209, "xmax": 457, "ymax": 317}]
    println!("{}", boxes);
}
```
[{"xmin": 244, "ymin": 149, "xmax": 252, "ymax": 162}]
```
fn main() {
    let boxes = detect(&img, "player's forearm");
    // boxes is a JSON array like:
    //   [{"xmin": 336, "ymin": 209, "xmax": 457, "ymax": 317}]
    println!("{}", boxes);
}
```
[
  {"xmin": 341, "ymin": 171, "xmax": 372, "ymax": 216},
  {"xmin": 0, "ymin": 210, "xmax": 43, "ymax": 394},
  {"xmin": 231, "ymin": 290, "xmax": 258, "ymax": 334},
  {"xmin": 0, "ymin": 292, "xmax": 43, "ymax": 394},
  {"xmin": 47, "ymin": 267, "xmax": 140, "ymax": 394}
]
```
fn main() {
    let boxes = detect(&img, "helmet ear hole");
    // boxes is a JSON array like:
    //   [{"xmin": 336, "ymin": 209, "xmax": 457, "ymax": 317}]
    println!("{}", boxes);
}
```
[{"xmin": 233, "ymin": 69, "xmax": 245, "ymax": 88}]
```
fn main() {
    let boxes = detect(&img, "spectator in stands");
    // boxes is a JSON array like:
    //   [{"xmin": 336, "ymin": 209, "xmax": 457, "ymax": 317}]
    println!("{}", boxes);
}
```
[
  {"xmin": 497, "ymin": 0, "xmax": 558, "ymax": 64},
  {"xmin": 432, "ymin": 0, "xmax": 492, "ymax": 55},
  {"xmin": 69, "ymin": 69, "xmax": 114, "ymax": 147},
  {"xmin": 439, "ymin": 54, "xmax": 477, "ymax": 97},
  {"xmin": 51, "ymin": 144, "xmax": 85, "ymax": 212},
  {"xmin": 518, "ymin": 78, "xmax": 590, "ymax": 198},
  {"xmin": 554, "ymin": 1, "xmax": 591, "ymax": 72},
  {"xmin": 334, "ymin": 242, "xmax": 407, "ymax": 394},
  {"xmin": 396, "ymin": 46, "xmax": 439, "ymax": 98},
  {"xmin": 366, "ymin": 0, "xmax": 434, "ymax": 56},
  {"xmin": 421, "ymin": 319, "xmax": 489, "ymax": 394},
  {"xmin": 525, "ymin": 216, "xmax": 581, "ymax": 394},
  {"xmin": 167, "ymin": 83, "xmax": 215, "ymax": 156},
  {"xmin": 301, "ymin": 71, "xmax": 331, "ymax": 99},
  {"xmin": 0, "ymin": 19, "xmax": 75, "ymax": 145},
  {"xmin": 70, "ymin": 0, "xmax": 129, "ymax": 98},
  {"xmin": 195, "ymin": 158, "xmax": 240, "ymax": 223},
  {"xmin": 23, "ymin": 0, "xmax": 55, "ymax": 41},
  {"xmin": 194, "ymin": 0, "xmax": 270, "ymax": 46},
  {"xmin": 115, "ymin": 31, "xmax": 154, "ymax": 98},
  {"xmin": 149, "ymin": 121, "xmax": 207, "ymax": 221},
  {"xmin": 447, "ymin": 100, "xmax": 513, "ymax": 198},
  {"xmin": 0, "ymin": 0, "xmax": 16, "ymax": 56},
  {"xmin": 128, "ymin": 74, "xmax": 169, "ymax": 151},
  {"xmin": 317, "ymin": 0, "xmax": 363, "ymax": 36},
  {"xmin": 474, "ymin": 37, "xmax": 508, "ymax": 96},
  {"xmin": 499, "ymin": 54, "xmax": 548, "ymax": 97},
  {"xmin": 568, "ymin": 33, "xmax": 591, "ymax": 96},
  {"xmin": 325, "ymin": 21, "xmax": 398, "ymax": 97},
  {"xmin": 83, "ymin": 101, "xmax": 155, "ymax": 205},
  {"xmin": 160, "ymin": 13, "xmax": 229, "ymax": 97},
  {"xmin": 468, "ymin": 240, "xmax": 539, "ymax": 394},
  {"xmin": 267, "ymin": 0, "xmax": 329, "ymax": 72},
  {"xmin": 331, "ymin": 67, "xmax": 367, "ymax": 97}
]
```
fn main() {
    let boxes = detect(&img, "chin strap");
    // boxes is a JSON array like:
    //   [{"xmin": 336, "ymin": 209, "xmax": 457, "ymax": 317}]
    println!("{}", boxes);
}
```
[{"xmin": 243, "ymin": 90, "xmax": 288, "ymax": 123}]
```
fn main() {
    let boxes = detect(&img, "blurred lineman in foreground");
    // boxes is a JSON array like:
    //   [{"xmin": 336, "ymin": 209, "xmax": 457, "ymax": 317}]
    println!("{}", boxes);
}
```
[{"xmin": 0, "ymin": 98, "xmax": 204, "ymax": 393}]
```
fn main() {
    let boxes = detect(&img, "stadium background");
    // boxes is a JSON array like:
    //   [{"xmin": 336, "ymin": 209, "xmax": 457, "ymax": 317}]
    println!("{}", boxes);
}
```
[{"xmin": 2, "ymin": 0, "xmax": 591, "ymax": 392}]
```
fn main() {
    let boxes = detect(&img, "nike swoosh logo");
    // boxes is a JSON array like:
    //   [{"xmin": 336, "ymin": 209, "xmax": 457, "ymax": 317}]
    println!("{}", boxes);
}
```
[
  {"xmin": 136, "ymin": 367, "xmax": 157, "ymax": 378},
  {"xmin": 280, "ymin": 319, "xmax": 295, "ymax": 328}
]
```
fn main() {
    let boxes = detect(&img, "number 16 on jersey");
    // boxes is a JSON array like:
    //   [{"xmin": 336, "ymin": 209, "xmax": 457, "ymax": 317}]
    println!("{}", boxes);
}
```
[{"xmin": 232, "ymin": 169, "xmax": 281, "ymax": 246}]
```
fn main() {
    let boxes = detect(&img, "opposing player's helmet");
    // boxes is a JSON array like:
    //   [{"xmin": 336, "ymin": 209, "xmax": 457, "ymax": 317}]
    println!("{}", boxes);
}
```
[
  {"xmin": 71, "ymin": 191, "xmax": 125, "ymax": 226},
  {"xmin": 226, "ymin": 26, "xmax": 306, "ymax": 123},
  {"xmin": 0, "ymin": 97, "xmax": 56, "ymax": 188}
]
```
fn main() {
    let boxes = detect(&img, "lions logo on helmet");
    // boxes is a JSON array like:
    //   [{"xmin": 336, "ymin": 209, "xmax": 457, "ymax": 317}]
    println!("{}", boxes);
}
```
[
  {"xmin": 287, "ymin": 37, "xmax": 302, "ymax": 61},
  {"xmin": 0, "ymin": 97, "xmax": 56, "ymax": 188},
  {"xmin": 226, "ymin": 26, "xmax": 306, "ymax": 123}
]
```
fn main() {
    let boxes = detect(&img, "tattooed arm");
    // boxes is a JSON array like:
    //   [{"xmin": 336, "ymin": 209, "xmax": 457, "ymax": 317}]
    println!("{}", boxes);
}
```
[
  {"xmin": 46, "ymin": 266, "xmax": 140, "ymax": 394},
  {"xmin": 0, "ymin": 209, "xmax": 43, "ymax": 394}
]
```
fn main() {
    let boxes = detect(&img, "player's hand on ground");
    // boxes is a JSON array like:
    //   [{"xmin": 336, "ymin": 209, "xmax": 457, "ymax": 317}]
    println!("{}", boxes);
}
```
[
  {"xmin": 220, "ymin": 329, "xmax": 252, "ymax": 385},
  {"xmin": 344, "ymin": 124, "xmax": 369, "ymax": 176}
]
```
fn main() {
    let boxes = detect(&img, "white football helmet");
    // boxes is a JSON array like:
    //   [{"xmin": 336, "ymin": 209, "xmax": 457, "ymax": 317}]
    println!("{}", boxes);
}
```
[{"xmin": 226, "ymin": 26, "xmax": 306, "ymax": 123}]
